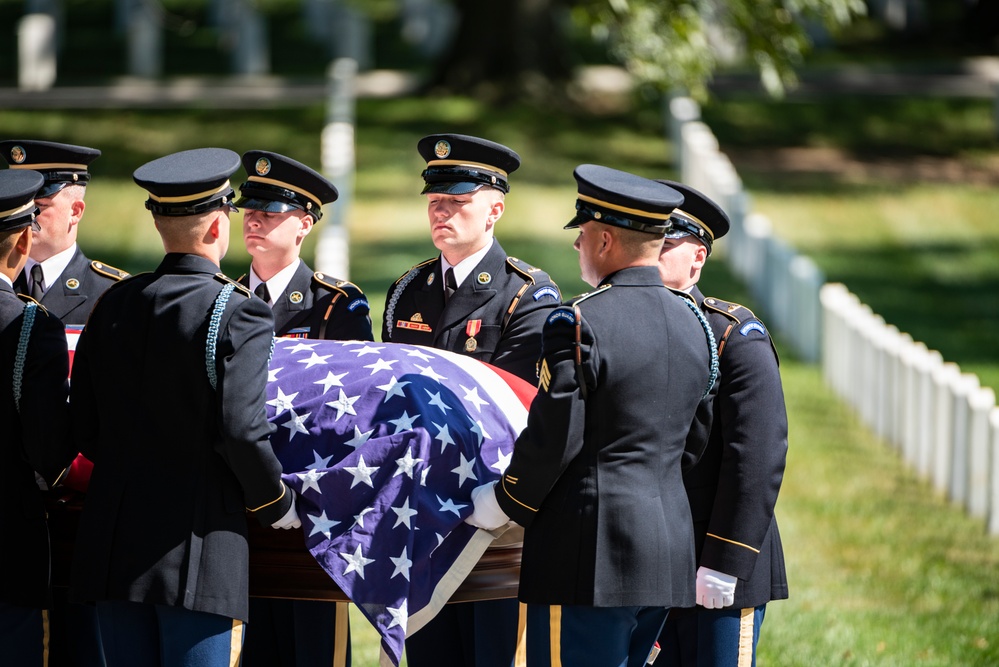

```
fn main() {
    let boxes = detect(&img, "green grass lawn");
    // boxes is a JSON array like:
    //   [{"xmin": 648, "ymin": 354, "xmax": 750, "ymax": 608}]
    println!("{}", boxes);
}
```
[{"xmin": 3, "ymin": 92, "xmax": 998, "ymax": 665}]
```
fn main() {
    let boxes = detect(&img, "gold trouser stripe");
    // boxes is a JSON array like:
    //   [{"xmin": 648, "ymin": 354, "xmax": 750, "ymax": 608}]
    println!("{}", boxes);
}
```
[
  {"xmin": 333, "ymin": 602, "xmax": 349, "ymax": 667},
  {"xmin": 549, "ymin": 605, "xmax": 562, "ymax": 667},
  {"xmin": 229, "ymin": 619, "xmax": 244, "ymax": 667},
  {"xmin": 737, "ymin": 608, "xmax": 754, "ymax": 667},
  {"xmin": 42, "ymin": 609, "xmax": 50, "ymax": 667},
  {"xmin": 514, "ymin": 602, "xmax": 527, "ymax": 667}
]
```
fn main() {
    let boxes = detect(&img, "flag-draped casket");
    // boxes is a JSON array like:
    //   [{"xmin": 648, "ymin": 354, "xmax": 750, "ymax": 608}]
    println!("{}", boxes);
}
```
[{"xmin": 54, "ymin": 333, "xmax": 532, "ymax": 667}]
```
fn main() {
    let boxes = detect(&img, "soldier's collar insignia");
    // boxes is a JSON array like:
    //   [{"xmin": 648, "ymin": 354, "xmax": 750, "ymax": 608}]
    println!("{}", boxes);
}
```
[
  {"xmin": 477, "ymin": 272, "xmax": 491, "ymax": 285},
  {"xmin": 66, "ymin": 278, "xmax": 79, "ymax": 290},
  {"xmin": 289, "ymin": 291, "xmax": 304, "ymax": 304}
]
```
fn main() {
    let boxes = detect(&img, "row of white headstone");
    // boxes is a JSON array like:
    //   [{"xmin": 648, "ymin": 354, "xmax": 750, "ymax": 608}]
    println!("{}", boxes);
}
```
[{"xmin": 668, "ymin": 94, "xmax": 999, "ymax": 536}]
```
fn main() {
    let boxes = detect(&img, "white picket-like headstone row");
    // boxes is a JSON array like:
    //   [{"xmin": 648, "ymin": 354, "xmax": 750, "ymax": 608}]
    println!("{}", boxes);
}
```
[{"xmin": 669, "ymin": 95, "xmax": 999, "ymax": 535}]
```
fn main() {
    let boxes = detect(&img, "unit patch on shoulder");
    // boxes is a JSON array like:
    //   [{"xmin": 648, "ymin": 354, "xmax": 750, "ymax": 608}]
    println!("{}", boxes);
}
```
[
  {"xmin": 546, "ymin": 309, "xmax": 575, "ymax": 327},
  {"xmin": 740, "ymin": 321, "xmax": 767, "ymax": 337},
  {"xmin": 348, "ymin": 298, "xmax": 369, "ymax": 312},
  {"xmin": 533, "ymin": 285, "xmax": 559, "ymax": 302}
]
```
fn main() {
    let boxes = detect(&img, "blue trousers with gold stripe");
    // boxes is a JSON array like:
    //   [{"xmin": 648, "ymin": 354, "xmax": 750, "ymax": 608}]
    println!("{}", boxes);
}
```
[
  {"xmin": 242, "ymin": 598, "xmax": 351, "ymax": 667},
  {"xmin": 96, "ymin": 601, "xmax": 243, "ymax": 667},
  {"xmin": 0, "ymin": 602, "xmax": 48, "ymax": 666},
  {"xmin": 526, "ymin": 604, "xmax": 668, "ymax": 667},
  {"xmin": 657, "ymin": 605, "xmax": 766, "ymax": 667}
]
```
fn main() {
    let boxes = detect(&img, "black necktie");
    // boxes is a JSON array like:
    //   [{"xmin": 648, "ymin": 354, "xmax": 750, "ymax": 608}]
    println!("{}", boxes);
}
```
[
  {"xmin": 30, "ymin": 264, "xmax": 45, "ymax": 301},
  {"xmin": 444, "ymin": 268, "xmax": 457, "ymax": 303},
  {"xmin": 254, "ymin": 281, "xmax": 271, "ymax": 304}
]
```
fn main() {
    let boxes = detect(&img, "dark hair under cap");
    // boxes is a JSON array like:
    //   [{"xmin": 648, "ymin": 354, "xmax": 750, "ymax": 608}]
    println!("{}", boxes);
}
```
[
  {"xmin": 418, "ymin": 133, "xmax": 521, "ymax": 195},
  {"xmin": 133, "ymin": 148, "xmax": 241, "ymax": 217},
  {"xmin": 0, "ymin": 169, "xmax": 44, "ymax": 233},
  {"xmin": 565, "ymin": 164, "xmax": 684, "ymax": 235},
  {"xmin": 655, "ymin": 179, "xmax": 730, "ymax": 255},
  {"xmin": 236, "ymin": 150, "xmax": 338, "ymax": 221},
  {"xmin": 0, "ymin": 139, "xmax": 100, "ymax": 198}
]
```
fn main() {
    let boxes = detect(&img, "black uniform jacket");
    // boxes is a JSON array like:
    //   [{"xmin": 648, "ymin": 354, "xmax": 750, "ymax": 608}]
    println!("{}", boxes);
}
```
[
  {"xmin": 687, "ymin": 286, "xmax": 788, "ymax": 609},
  {"xmin": 0, "ymin": 284, "xmax": 71, "ymax": 609},
  {"xmin": 69, "ymin": 253, "xmax": 293, "ymax": 621},
  {"xmin": 240, "ymin": 261, "xmax": 373, "ymax": 341},
  {"xmin": 382, "ymin": 240, "xmax": 560, "ymax": 384},
  {"xmin": 496, "ymin": 266, "xmax": 714, "ymax": 608},
  {"xmin": 14, "ymin": 246, "xmax": 128, "ymax": 327}
]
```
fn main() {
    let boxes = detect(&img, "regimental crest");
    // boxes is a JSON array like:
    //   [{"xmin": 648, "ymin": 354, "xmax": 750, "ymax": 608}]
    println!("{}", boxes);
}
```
[
  {"xmin": 411, "ymin": 313, "xmax": 423, "ymax": 323},
  {"xmin": 434, "ymin": 140, "xmax": 451, "ymax": 159},
  {"xmin": 10, "ymin": 145, "xmax": 25, "ymax": 164},
  {"xmin": 477, "ymin": 272, "xmax": 491, "ymax": 285},
  {"xmin": 289, "ymin": 291, "xmax": 304, "ymax": 304},
  {"xmin": 66, "ymin": 278, "xmax": 80, "ymax": 290},
  {"xmin": 255, "ymin": 157, "xmax": 271, "ymax": 176}
]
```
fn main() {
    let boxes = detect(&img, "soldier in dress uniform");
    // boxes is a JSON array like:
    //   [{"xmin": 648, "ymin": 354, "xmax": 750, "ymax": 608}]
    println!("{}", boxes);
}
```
[
  {"xmin": 237, "ymin": 150, "xmax": 372, "ymax": 342},
  {"xmin": 0, "ymin": 169, "xmax": 74, "ymax": 667},
  {"xmin": 235, "ymin": 150, "xmax": 367, "ymax": 667},
  {"xmin": 654, "ymin": 180, "xmax": 788, "ymax": 667},
  {"xmin": 0, "ymin": 140, "xmax": 128, "ymax": 327},
  {"xmin": 467, "ymin": 165, "xmax": 717, "ymax": 667},
  {"xmin": 68, "ymin": 148, "xmax": 301, "ymax": 667},
  {"xmin": 385, "ymin": 134, "xmax": 561, "ymax": 667}
]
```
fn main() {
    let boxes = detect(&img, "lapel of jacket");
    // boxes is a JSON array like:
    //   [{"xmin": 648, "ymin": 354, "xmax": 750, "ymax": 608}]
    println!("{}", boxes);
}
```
[
  {"xmin": 271, "ymin": 262, "xmax": 313, "ymax": 335},
  {"xmin": 435, "ymin": 241, "xmax": 503, "ymax": 344},
  {"xmin": 47, "ymin": 247, "xmax": 90, "ymax": 319}
]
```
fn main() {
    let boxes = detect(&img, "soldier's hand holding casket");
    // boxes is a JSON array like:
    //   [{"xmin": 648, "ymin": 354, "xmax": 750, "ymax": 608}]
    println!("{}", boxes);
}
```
[
  {"xmin": 270, "ymin": 489, "xmax": 302, "ymax": 529},
  {"xmin": 465, "ymin": 481, "xmax": 510, "ymax": 531}
]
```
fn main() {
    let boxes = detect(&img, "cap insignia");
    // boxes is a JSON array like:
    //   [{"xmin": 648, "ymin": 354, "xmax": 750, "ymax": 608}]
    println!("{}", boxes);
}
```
[
  {"xmin": 66, "ymin": 278, "xmax": 80, "ymax": 290},
  {"xmin": 434, "ymin": 140, "xmax": 451, "ymax": 159},
  {"xmin": 289, "ymin": 291, "xmax": 304, "ymax": 304},
  {"xmin": 477, "ymin": 272, "xmax": 491, "ymax": 285},
  {"xmin": 255, "ymin": 157, "xmax": 271, "ymax": 176},
  {"xmin": 10, "ymin": 146, "xmax": 26, "ymax": 164}
]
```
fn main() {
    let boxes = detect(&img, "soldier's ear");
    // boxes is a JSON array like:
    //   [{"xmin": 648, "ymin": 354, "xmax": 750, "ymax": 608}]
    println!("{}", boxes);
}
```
[{"xmin": 16, "ymin": 225, "xmax": 32, "ymax": 254}]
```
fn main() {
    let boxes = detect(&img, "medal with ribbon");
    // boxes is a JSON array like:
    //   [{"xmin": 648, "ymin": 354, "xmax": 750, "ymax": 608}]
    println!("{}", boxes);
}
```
[{"xmin": 464, "ymin": 319, "xmax": 481, "ymax": 352}]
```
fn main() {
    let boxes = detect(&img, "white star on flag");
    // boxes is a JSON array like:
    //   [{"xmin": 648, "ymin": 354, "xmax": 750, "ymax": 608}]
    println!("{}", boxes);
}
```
[
  {"xmin": 377, "ymin": 376, "xmax": 410, "ymax": 403},
  {"xmin": 425, "ymin": 389, "xmax": 452, "ymax": 413},
  {"xmin": 364, "ymin": 357, "xmax": 398, "ymax": 375},
  {"xmin": 432, "ymin": 422, "xmax": 455, "ymax": 453},
  {"xmin": 267, "ymin": 387, "xmax": 299, "ymax": 417},
  {"xmin": 345, "ymin": 456, "xmax": 379, "ymax": 489},
  {"xmin": 405, "ymin": 348, "xmax": 435, "ymax": 362},
  {"xmin": 394, "ymin": 449, "xmax": 423, "ymax": 479},
  {"xmin": 461, "ymin": 384, "xmax": 490, "ymax": 412},
  {"xmin": 386, "ymin": 599, "xmax": 408, "ymax": 631},
  {"xmin": 353, "ymin": 506, "xmax": 375, "ymax": 529},
  {"xmin": 451, "ymin": 453, "xmax": 478, "ymax": 488},
  {"xmin": 391, "ymin": 498, "xmax": 419, "ymax": 529},
  {"xmin": 298, "ymin": 468, "xmax": 326, "ymax": 495},
  {"xmin": 286, "ymin": 342, "xmax": 318, "ymax": 354},
  {"xmin": 308, "ymin": 510, "xmax": 340, "ymax": 539},
  {"xmin": 326, "ymin": 389, "xmax": 361, "ymax": 421},
  {"xmin": 341, "ymin": 544, "xmax": 376, "ymax": 579},
  {"xmin": 351, "ymin": 344, "xmax": 385, "ymax": 357},
  {"xmin": 492, "ymin": 449, "xmax": 513, "ymax": 473},
  {"xmin": 282, "ymin": 409, "xmax": 311, "ymax": 440},
  {"xmin": 415, "ymin": 363, "xmax": 447, "ymax": 382},
  {"xmin": 344, "ymin": 426, "xmax": 374, "ymax": 450},
  {"xmin": 390, "ymin": 548, "xmax": 413, "ymax": 582},
  {"xmin": 298, "ymin": 352, "xmax": 333, "ymax": 369},
  {"xmin": 268, "ymin": 366, "xmax": 283, "ymax": 382},
  {"xmin": 306, "ymin": 450, "xmax": 334, "ymax": 470},
  {"xmin": 388, "ymin": 411, "xmax": 420, "ymax": 433},
  {"xmin": 315, "ymin": 370, "xmax": 349, "ymax": 394},
  {"xmin": 437, "ymin": 495, "xmax": 467, "ymax": 517},
  {"xmin": 470, "ymin": 419, "xmax": 491, "ymax": 445}
]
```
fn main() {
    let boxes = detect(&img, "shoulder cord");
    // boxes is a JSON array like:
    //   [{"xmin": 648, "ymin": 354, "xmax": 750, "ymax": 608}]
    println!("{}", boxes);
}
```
[
  {"xmin": 206, "ymin": 283, "xmax": 235, "ymax": 390},
  {"xmin": 384, "ymin": 266, "xmax": 422, "ymax": 339},
  {"xmin": 13, "ymin": 302, "xmax": 38, "ymax": 414},
  {"xmin": 680, "ymin": 297, "xmax": 720, "ymax": 398}
]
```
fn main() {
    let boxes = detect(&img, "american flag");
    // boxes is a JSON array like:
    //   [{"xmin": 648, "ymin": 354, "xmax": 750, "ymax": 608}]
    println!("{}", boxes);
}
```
[
  {"xmin": 63, "ymin": 331, "xmax": 533, "ymax": 665},
  {"xmin": 266, "ymin": 338, "xmax": 532, "ymax": 666}
]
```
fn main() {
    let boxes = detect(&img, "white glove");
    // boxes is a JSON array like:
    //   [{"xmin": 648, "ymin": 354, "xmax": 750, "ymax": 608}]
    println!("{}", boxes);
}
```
[
  {"xmin": 270, "ymin": 488, "xmax": 302, "ymax": 530},
  {"xmin": 465, "ymin": 481, "xmax": 510, "ymax": 530},
  {"xmin": 696, "ymin": 566, "xmax": 737, "ymax": 609}
]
